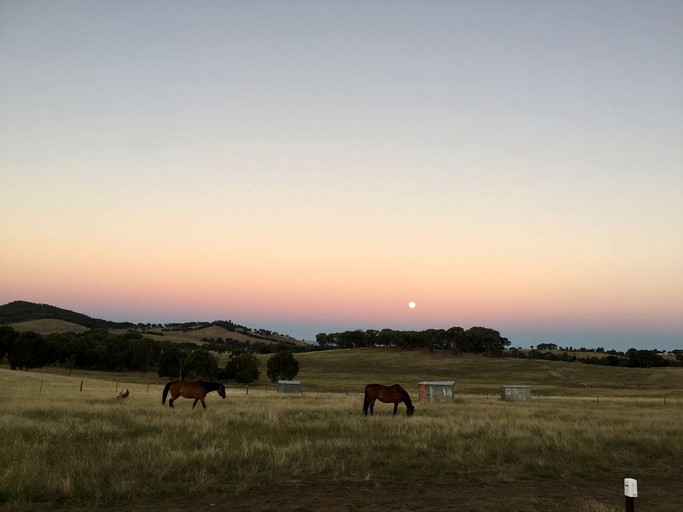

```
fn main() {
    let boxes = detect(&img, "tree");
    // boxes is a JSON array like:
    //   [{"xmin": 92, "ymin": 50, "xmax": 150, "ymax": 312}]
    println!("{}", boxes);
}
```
[
  {"xmin": 184, "ymin": 349, "xmax": 219, "ymax": 379},
  {"xmin": 315, "ymin": 333, "xmax": 330, "ymax": 348},
  {"xmin": 0, "ymin": 325, "xmax": 19, "ymax": 361},
  {"xmin": 446, "ymin": 327, "xmax": 465, "ymax": 355},
  {"xmin": 158, "ymin": 346, "xmax": 188, "ymax": 379},
  {"xmin": 127, "ymin": 339, "xmax": 161, "ymax": 372},
  {"xmin": 626, "ymin": 349, "xmax": 667, "ymax": 368},
  {"xmin": 221, "ymin": 350, "xmax": 260, "ymax": 384},
  {"xmin": 266, "ymin": 350, "xmax": 300, "ymax": 382},
  {"xmin": 465, "ymin": 327, "xmax": 510, "ymax": 356},
  {"xmin": 537, "ymin": 343, "xmax": 558, "ymax": 351},
  {"xmin": 8, "ymin": 331, "xmax": 54, "ymax": 370}
]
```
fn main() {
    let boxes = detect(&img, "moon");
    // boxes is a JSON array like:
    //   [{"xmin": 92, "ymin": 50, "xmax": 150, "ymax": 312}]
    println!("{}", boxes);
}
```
[{"xmin": 408, "ymin": 301, "xmax": 416, "ymax": 309}]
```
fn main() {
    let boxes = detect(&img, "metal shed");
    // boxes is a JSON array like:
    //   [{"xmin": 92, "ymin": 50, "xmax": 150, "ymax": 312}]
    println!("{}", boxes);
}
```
[
  {"xmin": 277, "ymin": 380, "xmax": 302, "ymax": 394},
  {"xmin": 500, "ymin": 385, "xmax": 531, "ymax": 401},
  {"xmin": 418, "ymin": 381, "xmax": 455, "ymax": 402}
]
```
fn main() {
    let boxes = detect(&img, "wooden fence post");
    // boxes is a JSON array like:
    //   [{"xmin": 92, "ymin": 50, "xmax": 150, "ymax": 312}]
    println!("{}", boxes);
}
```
[
  {"xmin": 624, "ymin": 478, "xmax": 637, "ymax": 512},
  {"xmin": 80, "ymin": 381, "xmax": 83, "ymax": 392}
]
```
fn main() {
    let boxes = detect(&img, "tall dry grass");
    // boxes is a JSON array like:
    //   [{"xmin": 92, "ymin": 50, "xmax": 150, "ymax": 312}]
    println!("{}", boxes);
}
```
[{"xmin": 1, "ymin": 368, "xmax": 681, "ymax": 511}]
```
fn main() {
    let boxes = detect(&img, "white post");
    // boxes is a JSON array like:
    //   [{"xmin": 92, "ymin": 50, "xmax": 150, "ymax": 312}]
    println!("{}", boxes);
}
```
[{"xmin": 624, "ymin": 478, "xmax": 637, "ymax": 512}]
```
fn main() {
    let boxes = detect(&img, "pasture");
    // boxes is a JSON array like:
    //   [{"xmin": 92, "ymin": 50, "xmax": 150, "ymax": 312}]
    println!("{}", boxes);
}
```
[{"xmin": 1, "ymin": 360, "xmax": 682, "ymax": 512}]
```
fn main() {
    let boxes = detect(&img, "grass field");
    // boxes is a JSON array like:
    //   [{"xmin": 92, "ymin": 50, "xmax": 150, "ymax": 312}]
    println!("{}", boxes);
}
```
[{"xmin": 1, "ymin": 350, "xmax": 682, "ymax": 511}]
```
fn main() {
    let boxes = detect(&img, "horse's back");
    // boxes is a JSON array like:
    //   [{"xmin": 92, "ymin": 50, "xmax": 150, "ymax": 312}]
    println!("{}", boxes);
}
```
[{"xmin": 366, "ymin": 383, "xmax": 405, "ymax": 402}]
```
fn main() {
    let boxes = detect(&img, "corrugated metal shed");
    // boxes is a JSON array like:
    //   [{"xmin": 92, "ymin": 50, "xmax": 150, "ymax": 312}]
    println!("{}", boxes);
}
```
[
  {"xmin": 277, "ymin": 380, "xmax": 302, "ymax": 394},
  {"xmin": 418, "ymin": 381, "xmax": 455, "ymax": 402},
  {"xmin": 500, "ymin": 385, "xmax": 531, "ymax": 401}
]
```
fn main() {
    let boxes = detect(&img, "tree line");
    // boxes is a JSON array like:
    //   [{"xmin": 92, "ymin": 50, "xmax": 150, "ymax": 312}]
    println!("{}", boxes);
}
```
[
  {"xmin": 316, "ymin": 326, "xmax": 511, "ymax": 355},
  {"xmin": 507, "ymin": 346, "xmax": 682, "ymax": 368},
  {"xmin": 0, "ymin": 326, "xmax": 300, "ymax": 384}
]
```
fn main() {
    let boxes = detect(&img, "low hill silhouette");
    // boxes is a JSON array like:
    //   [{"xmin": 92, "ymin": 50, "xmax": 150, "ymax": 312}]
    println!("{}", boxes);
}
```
[
  {"xmin": 0, "ymin": 301, "xmax": 133, "ymax": 329},
  {"xmin": 0, "ymin": 300, "xmax": 305, "ymax": 346}
]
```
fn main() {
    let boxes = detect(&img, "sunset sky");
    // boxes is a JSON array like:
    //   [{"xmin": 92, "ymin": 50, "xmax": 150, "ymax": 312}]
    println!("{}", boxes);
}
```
[{"xmin": 1, "ymin": 1, "xmax": 681, "ymax": 350}]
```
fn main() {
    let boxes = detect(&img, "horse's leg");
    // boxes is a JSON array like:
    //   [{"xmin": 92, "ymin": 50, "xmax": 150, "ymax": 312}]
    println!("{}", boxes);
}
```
[
  {"xmin": 200, "ymin": 398, "xmax": 206, "ymax": 410},
  {"xmin": 169, "ymin": 393, "xmax": 176, "ymax": 408},
  {"xmin": 393, "ymin": 402, "xmax": 399, "ymax": 415},
  {"xmin": 370, "ymin": 399, "xmax": 375, "ymax": 416},
  {"xmin": 192, "ymin": 398, "xmax": 199, "ymax": 409}
]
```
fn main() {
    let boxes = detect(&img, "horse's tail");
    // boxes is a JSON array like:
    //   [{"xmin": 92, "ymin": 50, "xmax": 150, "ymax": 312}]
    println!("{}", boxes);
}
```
[
  {"xmin": 363, "ymin": 385, "xmax": 370, "ymax": 415},
  {"xmin": 162, "ymin": 382, "xmax": 171, "ymax": 405}
]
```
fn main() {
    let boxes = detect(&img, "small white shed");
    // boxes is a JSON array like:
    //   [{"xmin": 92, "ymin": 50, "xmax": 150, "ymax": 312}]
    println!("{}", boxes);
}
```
[
  {"xmin": 418, "ymin": 381, "xmax": 455, "ymax": 402},
  {"xmin": 500, "ymin": 385, "xmax": 531, "ymax": 401},
  {"xmin": 277, "ymin": 380, "xmax": 302, "ymax": 394}
]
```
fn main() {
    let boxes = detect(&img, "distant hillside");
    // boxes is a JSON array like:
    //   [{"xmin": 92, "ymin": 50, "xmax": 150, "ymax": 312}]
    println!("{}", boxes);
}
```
[
  {"xmin": 143, "ymin": 324, "xmax": 306, "ymax": 347},
  {"xmin": 0, "ymin": 300, "xmax": 306, "ymax": 347},
  {"xmin": 0, "ymin": 301, "xmax": 133, "ymax": 329},
  {"xmin": 9, "ymin": 319, "xmax": 91, "ymax": 335}
]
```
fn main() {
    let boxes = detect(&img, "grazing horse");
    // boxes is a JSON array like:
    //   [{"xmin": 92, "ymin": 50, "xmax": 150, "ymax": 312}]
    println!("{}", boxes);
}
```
[
  {"xmin": 162, "ymin": 380, "xmax": 226, "ymax": 410},
  {"xmin": 117, "ymin": 388, "xmax": 129, "ymax": 399},
  {"xmin": 363, "ymin": 384, "xmax": 415, "ymax": 416}
]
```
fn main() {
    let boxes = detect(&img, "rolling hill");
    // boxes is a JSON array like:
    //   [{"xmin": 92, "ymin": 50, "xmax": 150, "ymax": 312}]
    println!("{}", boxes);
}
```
[
  {"xmin": 0, "ymin": 300, "xmax": 306, "ymax": 346},
  {"xmin": 0, "ymin": 300, "xmax": 132, "ymax": 329},
  {"xmin": 276, "ymin": 347, "xmax": 683, "ymax": 397}
]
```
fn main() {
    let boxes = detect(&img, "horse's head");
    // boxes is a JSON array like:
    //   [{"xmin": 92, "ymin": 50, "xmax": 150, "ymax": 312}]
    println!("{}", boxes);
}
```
[
  {"xmin": 217, "ymin": 383, "xmax": 226, "ymax": 399},
  {"xmin": 406, "ymin": 406, "xmax": 415, "ymax": 417}
]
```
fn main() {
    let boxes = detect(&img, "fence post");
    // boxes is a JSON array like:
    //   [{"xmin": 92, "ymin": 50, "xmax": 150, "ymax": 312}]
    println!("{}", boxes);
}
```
[
  {"xmin": 624, "ymin": 478, "xmax": 637, "ymax": 512},
  {"xmin": 80, "ymin": 381, "xmax": 83, "ymax": 392},
  {"xmin": 40, "ymin": 380, "xmax": 43, "ymax": 393}
]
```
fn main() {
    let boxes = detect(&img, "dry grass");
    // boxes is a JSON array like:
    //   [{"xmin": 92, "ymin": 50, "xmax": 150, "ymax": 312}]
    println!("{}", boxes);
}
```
[
  {"xmin": 287, "ymin": 348, "xmax": 683, "ymax": 398},
  {"xmin": 1, "ymin": 367, "xmax": 682, "ymax": 511},
  {"xmin": 9, "ymin": 319, "xmax": 90, "ymax": 335}
]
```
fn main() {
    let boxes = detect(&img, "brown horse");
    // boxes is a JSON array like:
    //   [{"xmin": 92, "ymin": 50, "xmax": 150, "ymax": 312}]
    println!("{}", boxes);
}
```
[
  {"xmin": 162, "ymin": 380, "xmax": 226, "ymax": 410},
  {"xmin": 363, "ymin": 384, "xmax": 415, "ymax": 416}
]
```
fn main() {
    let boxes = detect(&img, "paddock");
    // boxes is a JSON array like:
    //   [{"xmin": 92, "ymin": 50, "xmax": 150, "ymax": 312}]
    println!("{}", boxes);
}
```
[{"xmin": 1, "ymin": 367, "xmax": 682, "ymax": 512}]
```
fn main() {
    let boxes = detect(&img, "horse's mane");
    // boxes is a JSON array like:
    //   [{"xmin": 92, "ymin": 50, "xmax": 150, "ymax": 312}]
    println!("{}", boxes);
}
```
[
  {"xmin": 399, "ymin": 385, "xmax": 414, "ymax": 408},
  {"xmin": 200, "ymin": 381, "xmax": 221, "ymax": 391}
]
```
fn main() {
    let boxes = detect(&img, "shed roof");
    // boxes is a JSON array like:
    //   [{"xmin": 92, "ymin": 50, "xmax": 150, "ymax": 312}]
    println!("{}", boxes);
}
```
[
  {"xmin": 418, "ymin": 381, "xmax": 455, "ymax": 385},
  {"xmin": 278, "ymin": 380, "xmax": 301, "ymax": 385}
]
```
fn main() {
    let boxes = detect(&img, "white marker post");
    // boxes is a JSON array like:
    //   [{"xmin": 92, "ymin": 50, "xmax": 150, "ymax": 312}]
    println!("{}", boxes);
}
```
[{"xmin": 624, "ymin": 478, "xmax": 637, "ymax": 512}]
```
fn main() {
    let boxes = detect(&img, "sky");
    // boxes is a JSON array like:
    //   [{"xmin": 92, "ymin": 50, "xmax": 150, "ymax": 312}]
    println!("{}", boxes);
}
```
[{"xmin": 1, "ymin": 1, "xmax": 681, "ymax": 351}]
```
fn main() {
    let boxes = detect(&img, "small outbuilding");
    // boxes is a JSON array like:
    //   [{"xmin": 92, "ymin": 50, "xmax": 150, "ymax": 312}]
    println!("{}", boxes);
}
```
[
  {"xmin": 277, "ymin": 380, "xmax": 302, "ymax": 394},
  {"xmin": 418, "ymin": 381, "xmax": 455, "ymax": 402},
  {"xmin": 500, "ymin": 385, "xmax": 531, "ymax": 401}
]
